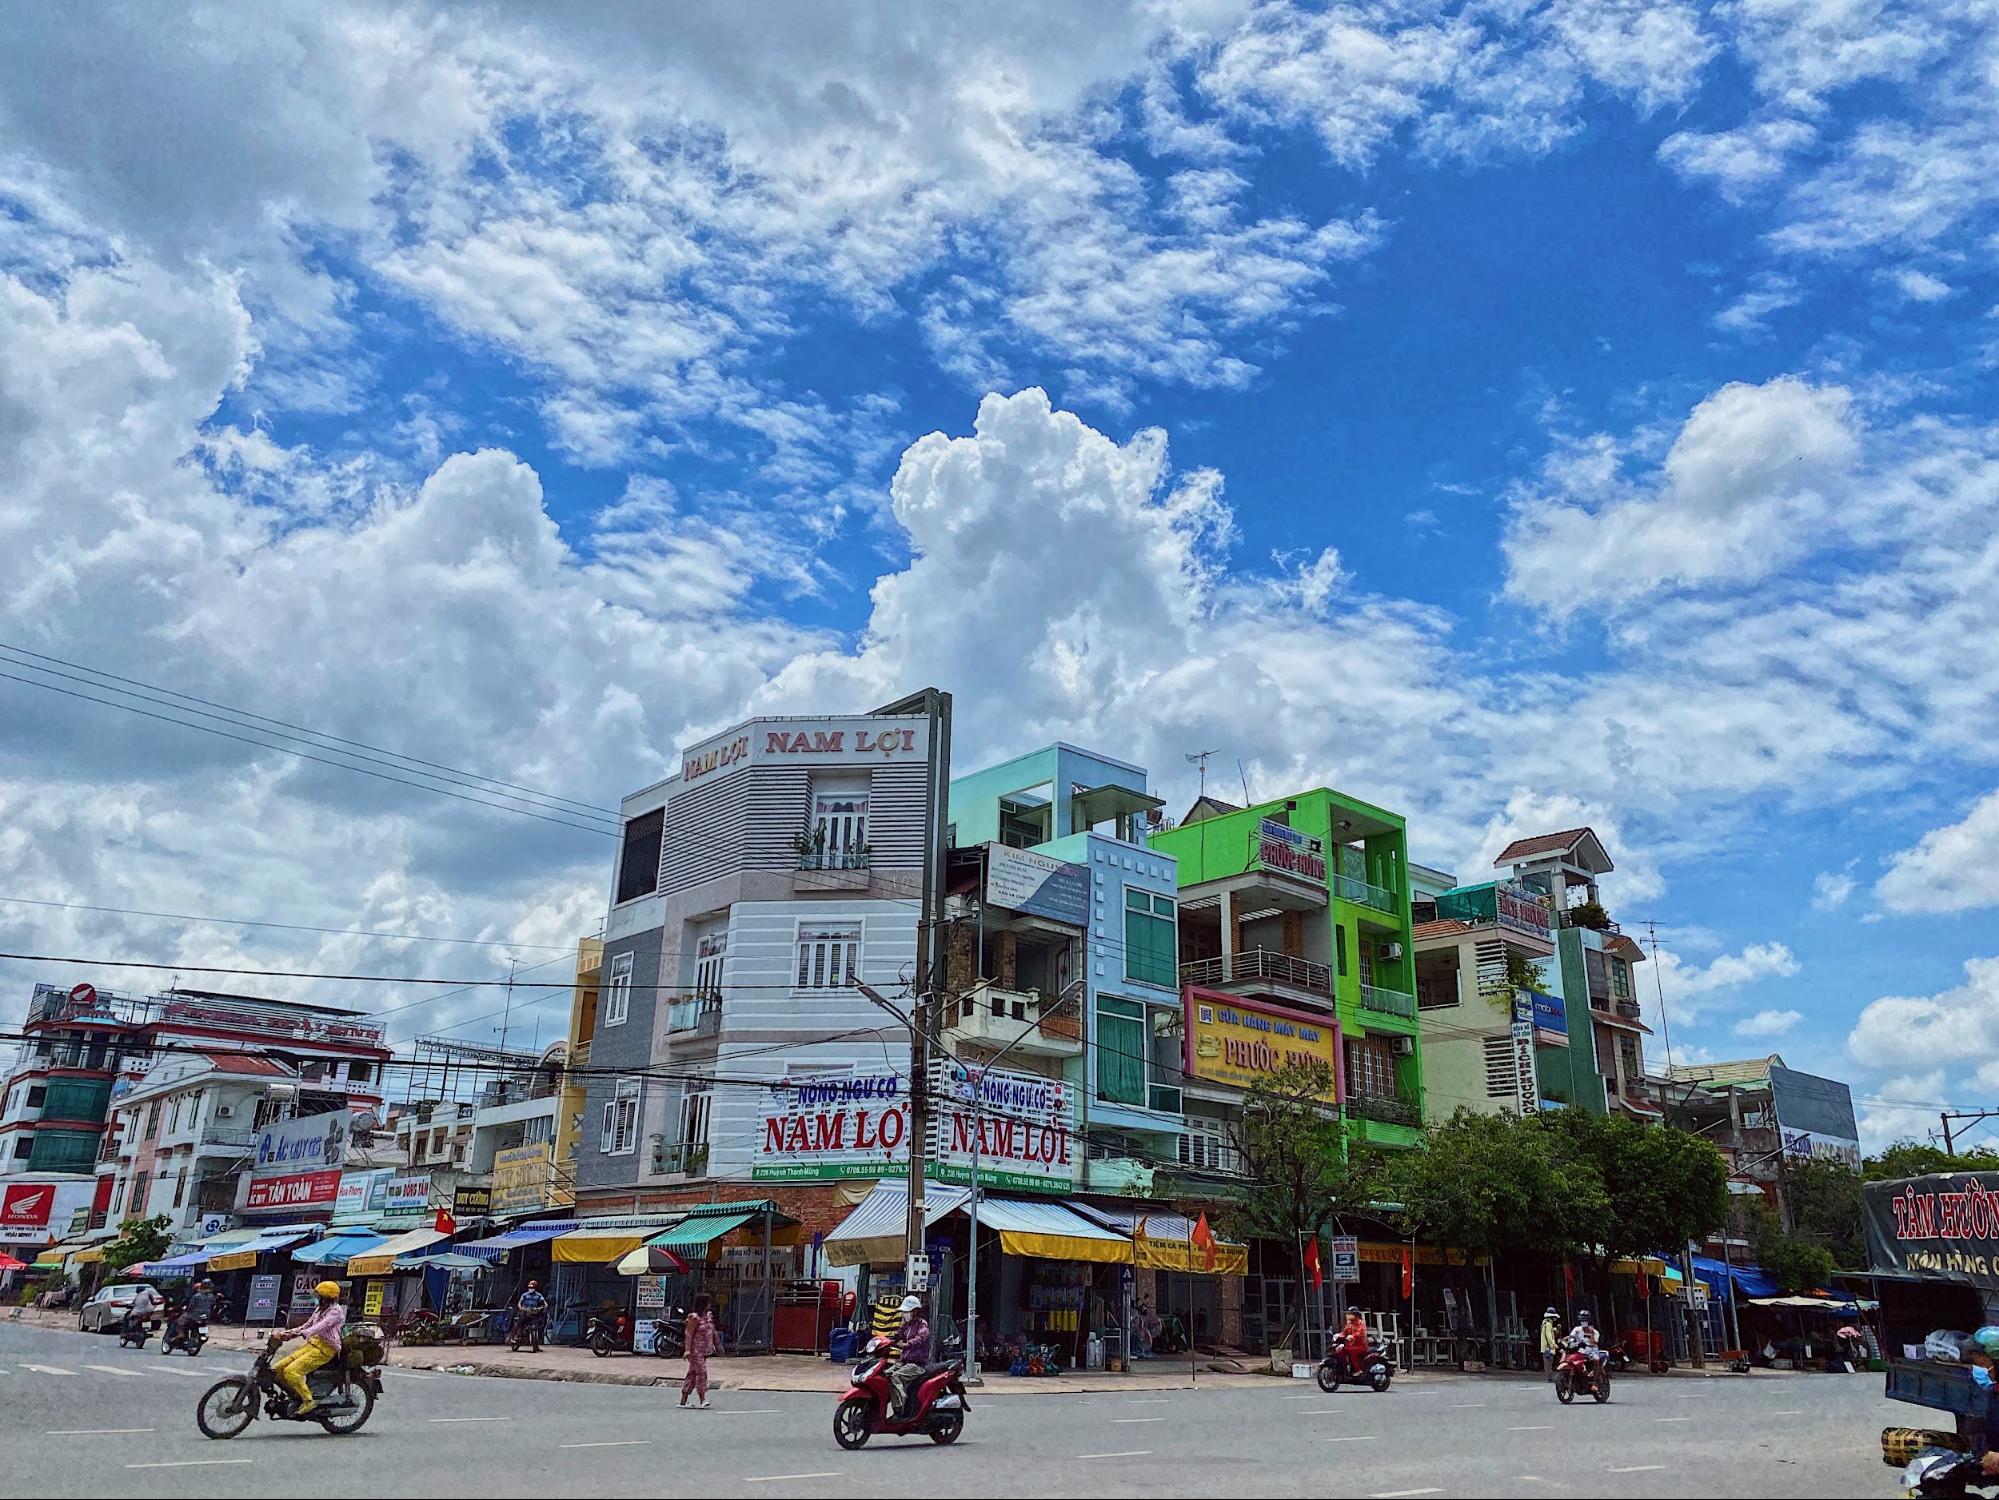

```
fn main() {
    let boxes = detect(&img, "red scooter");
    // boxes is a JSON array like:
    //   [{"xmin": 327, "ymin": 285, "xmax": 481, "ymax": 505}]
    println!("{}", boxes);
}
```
[
  {"xmin": 833, "ymin": 1335, "xmax": 969, "ymax": 1448},
  {"xmin": 1553, "ymin": 1339, "xmax": 1611, "ymax": 1404}
]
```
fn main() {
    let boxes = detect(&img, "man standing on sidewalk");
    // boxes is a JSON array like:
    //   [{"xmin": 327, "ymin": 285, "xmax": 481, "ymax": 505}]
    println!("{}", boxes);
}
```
[{"xmin": 1540, "ymin": 1308, "xmax": 1561, "ymax": 1380}]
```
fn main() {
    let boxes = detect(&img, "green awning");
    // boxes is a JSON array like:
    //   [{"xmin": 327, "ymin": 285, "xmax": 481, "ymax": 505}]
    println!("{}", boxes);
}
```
[{"xmin": 648, "ymin": 1211, "xmax": 757, "ymax": 1249}]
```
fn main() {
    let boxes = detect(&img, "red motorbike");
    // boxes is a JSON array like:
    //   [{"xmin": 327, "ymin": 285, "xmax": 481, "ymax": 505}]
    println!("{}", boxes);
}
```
[
  {"xmin": 833, "ymin": 1335, "xmax": 969, "ymax": 1448},
  {"xmin": 1554, "ymin": 1339, "xmax": 1611, "ymax": 1404}
]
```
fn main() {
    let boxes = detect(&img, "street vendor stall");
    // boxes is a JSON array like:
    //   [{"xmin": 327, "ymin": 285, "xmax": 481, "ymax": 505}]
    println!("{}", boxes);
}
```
[{"xmin": 1857, "ymin": 1170, "xmax": 1999, "ymax": 1469}]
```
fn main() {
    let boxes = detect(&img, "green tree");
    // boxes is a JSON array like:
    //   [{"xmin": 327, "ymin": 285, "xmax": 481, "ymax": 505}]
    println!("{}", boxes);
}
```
[
  {"xmin": 1543, "ymin": 1109, "xmax": 1729, "ymax": 1261},
  {"xmin": 101, "ymin": 1215, "xmax": 172, "ymax": 1274},
  {"xmin": 1743, "ymin": 1199, "xmax": 1836, "ymax": 1292},
  {"xmin": 1782, "ymin": 1157, "xmax": 1865, "ymax": 1266},
  {"xmin": 1226, "ymin": 1060, "xmax": 1385, "ymax": 1357},
  {"xmin": 1864, "ymin": 1141, "xmax": 1999, "ymax": 1181},
  {"xmin": 1393, "ymin": 1108, "xmax": 1607, "ymax": 1265}
]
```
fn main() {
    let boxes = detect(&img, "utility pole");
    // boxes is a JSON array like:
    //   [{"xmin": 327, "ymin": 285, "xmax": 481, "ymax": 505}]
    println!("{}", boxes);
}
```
[
  {"xmin": 870, "ymin": 688, "xmax": 953, "ymax": 1293},
  {"xmin": 1939, "ymin": 1109, "xmax": 1999, "ymax": 1156}
]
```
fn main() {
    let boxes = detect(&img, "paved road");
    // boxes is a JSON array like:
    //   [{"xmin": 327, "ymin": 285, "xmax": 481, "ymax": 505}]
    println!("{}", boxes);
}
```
[{"xmin": 0, "ymin": 1320, "xmax": 1915, "ymax": 1498}]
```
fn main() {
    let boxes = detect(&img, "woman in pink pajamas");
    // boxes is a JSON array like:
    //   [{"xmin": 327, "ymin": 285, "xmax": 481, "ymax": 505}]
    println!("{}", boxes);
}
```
[{"xmin": 681, "ymin": 1293, "xmax": 719, "ymax": 1407}]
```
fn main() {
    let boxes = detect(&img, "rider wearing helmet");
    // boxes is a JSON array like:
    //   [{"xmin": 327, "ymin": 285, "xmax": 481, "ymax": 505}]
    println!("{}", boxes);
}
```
[
  {"xmin": 173, "ymin": 1278, "xmax": 216, "ymax": 1342},
  {"xmin": 1968, "ymin": 1328, "xmax": 1999, "ymax": 1478},
  {"xmin": 888, "ymin": 1294, "xmax": 932, "ymax": 1421},
  {"xmin": 272, "ymin": 1280, "xmax": 347, "ymax": 1416},
  {"xmin": 1567, "ymin": 1310, "xmax": 1606, "ymax": 1368},
  {"xmin": 1339, "ymin": 1305, "xmax": 1370, "ymax": 1378}
]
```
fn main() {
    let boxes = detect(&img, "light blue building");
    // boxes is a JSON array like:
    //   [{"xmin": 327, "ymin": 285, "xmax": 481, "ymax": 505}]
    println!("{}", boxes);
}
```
[{"xmin": 949, "ymin": 743, "xmax": 1183, "ymax": 1194}]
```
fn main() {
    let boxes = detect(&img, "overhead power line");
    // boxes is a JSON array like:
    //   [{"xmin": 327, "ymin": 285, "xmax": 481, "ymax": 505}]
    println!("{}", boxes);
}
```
[
  {"xmin": 0, "ymin": 893, "xmax": 579, "ymax": 952},
  {"xmin": 0, "ymin": 666, "xmax": 619, "ymax": 839},
  {"xmin": 0, "ymin": 640, "xmax": 620, "ymax": 818}
]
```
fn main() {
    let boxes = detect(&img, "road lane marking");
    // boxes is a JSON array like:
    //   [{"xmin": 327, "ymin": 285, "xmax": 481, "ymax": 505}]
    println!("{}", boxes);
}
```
[
  {"xmin": 562, "ymin": 1441, "xmax": 653, "ymax": 1449},
  {"xmin": 1078, "ymin": 1452, "xmax": 1151, "ymax": 1460},
  {"xmin": 745, "ymin": 1475, "xmax": 843, "ymax": 1484},
  {"xmin": 1371, "ymin": 1489, "xmax": 1444, "ymax": 1498},
  {"xmin": 22, "ymin": 1363, "xmax": 74, "ymax": 1376},
  {"xmin": 1113, "ymin": 1417, "xmax": 1166, "ymax": 1423},
  {"xmin": 128, "ymin": 1460, "xmax": 254, "ymax": 1470},
  {"xmin": 1655, "ymin": 1417, "xmax": 1692, "ymax": 1423},
  {"xmin": 1508, "ymin": 1424, "xmax": 1554, "ymax": 1431},
  {"xmin": 1772, "ymin": 1409, "xmax": 1803, "ymax": 1416},
  {"xmin": 86, "ymin": 1364, "xmax": 147, "ymax": 1377},
  {"xmin": 428, "ymin": 1416, "xmax": 510, "ymax": 1423},
  {"xmin": 710, "ymin": 1408, "xmax": 784, "ymax": 1415},
  {"xmin": 1675, "ymin": 1392, "xmax": 1706, "ymax": 1398},
  {"xmin": 1610, "ymin": 1466, "xmax": 1665, "ymax": 1474},
  {"xmin": 1321, "ymin": 1435, "xmax": 1378, "ymax": 1443},
  {"xmin": 1281, "ymin": 1393, "xmax": 1324, "ymax": 1400},
  {"xmin": 48, "ymin": 1428, "xmax": 156, "ymax": 1435},
  {"xmin": 1128, "ymin": 1398, "xmax": 1172, "ymax": 1403},
  {"xmin": 1449, "ymin": 1402, "xmax": 1487, "ymax": 1408}
]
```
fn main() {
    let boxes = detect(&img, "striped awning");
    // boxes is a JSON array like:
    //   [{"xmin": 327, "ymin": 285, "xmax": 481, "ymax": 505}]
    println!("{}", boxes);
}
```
[
  {"xmin": 346, "ymin": 1228, "xmax": 449, "ymax": 1277},
  {"xmin": 456, "ymin": 1226, "xmax": 569, "ymax": 1263},
  {"xmin": 206, "ymin": 1227, "xmax": 316, "ymax": 1273},
  {"xmin": 823, "ymin": 1182, "xmax": 970, "ymax": 1268},
  {"xmin": 967, "ymin": 1198, "xmax": 1132, "ymax": 1265}
]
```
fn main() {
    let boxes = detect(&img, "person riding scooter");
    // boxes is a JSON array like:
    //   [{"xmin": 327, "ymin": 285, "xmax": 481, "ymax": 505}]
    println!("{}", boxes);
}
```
[
  {"xmin": 1566, "ymin": 1310, "xmax": 1607, "ymax": 1373},
  {"xmin": 888, "ymin": 1295, "xmax": 932, "ymax": 1420},
  {"xmin": 271, "ymin": 1281, "xmax": 346, "ymax": 1417},
  {"xmin": 177, "ymin": 1280, "xmax": 216, "ymax": 1335},
  {"xmin": 1332, "ymin": 1305, "xmax": 1370, "ymax": 1380},
  {"xmin": 120, "ymin": 1279, "xmax": 162, "ymax": 1340},
  {"xmin": 513, "ymin": 1279, "xmax": 549, "ymax": 1346}
]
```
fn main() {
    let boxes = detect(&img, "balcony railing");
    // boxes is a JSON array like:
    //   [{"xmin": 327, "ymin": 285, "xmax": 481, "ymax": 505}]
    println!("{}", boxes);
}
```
[
  {"xmin": 1180, "ymin": 948, "xmax": 1334, "ymax": 999},
  {"xmin": 1334, "ymin": 873, "xmax": 1398, "ymax": 914},
  {"xmin": 1345, "ymin": 1093, "xmax": 1421, "ymax": 1127},
  {"xmin": 650, "ymin": 1140, "xmax": 709, "ymax": 1176},
  {"xmin": 666, "ymin": 992, "xmax": 723, "ymax": 1035},
  {"xmin": 944, "ymin": 982, "xmax": 1084, "ymax": 1057},
  {"xmin": 795, "ymin": 849, "xmax": 871, "ymax": 871},
  {"xmin": 1358, "ymin": 983, "xmax": 1417, "ymax": 1020}
]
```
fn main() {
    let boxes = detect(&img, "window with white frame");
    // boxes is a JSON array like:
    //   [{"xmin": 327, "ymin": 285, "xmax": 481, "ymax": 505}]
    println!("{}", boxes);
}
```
[
  {"xmin": 604, "ymin": 951, "xmax": 634, "ymax": 1027},
  {"xmin": 806, "ymin": 775, "xmax": 870, "ymax": 869},
  {"xmin": 1178, "ymin": 1119, "xmax": 1240, "ymax": 1175},
  {"xmin": 601, "ymin": 1078, "xmax": 641, "ymax": 1155},
  {"xmin": 679, "ymin": 1091, "xmax": 712, "ymax": 1155},
  {"xmin": 693, "ymin": 928, "xmax": 727, "ymax": 998},
  {"xmin": 795, "ymin": 921, "xmax": 861, "ymax": 990}
]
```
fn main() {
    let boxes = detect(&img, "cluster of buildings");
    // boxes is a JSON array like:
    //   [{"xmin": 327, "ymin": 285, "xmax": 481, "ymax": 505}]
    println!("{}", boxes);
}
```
[{"xmin": 1, "ymin": 699, "xmax": 1861, "ymax": 1365}]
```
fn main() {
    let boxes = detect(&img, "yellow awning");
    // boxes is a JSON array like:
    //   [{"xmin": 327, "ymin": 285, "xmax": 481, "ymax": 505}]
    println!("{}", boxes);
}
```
[
  {"xmin": 69, "ymin": 1246, "xmax": 107, "ymax": 1265},
  {"xmin": 206, "ymin": 1248, "xmax": 258, "ymax": 1272},
  {"xmin": 347, "ymin": 1227, "xmax": 448, "ymax": 1277},
  {"xmin": 997, "ymin": 1229, "xmax": 1132, "ymax": 1264},
  {"xmin": 1132, "ymin": 1236, "xmax": 1249, "ymax": 1276},
  {"xmin": 551, "ymin": 1226, "xmax": 648, "ymax": 1265},
  {"xmin": 973, "ymin": 1199, "xmax": 1133, "ymax": 1265},
  {"xmin": 1611, "ymin": 1256, "xmax": 1670, "ymax": 1277}
]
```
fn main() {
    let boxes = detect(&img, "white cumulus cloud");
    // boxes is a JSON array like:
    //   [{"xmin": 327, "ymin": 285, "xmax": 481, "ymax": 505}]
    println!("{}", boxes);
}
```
[{"xmin": 1876, "ymin": 791, "xmax": 1999, "ymax": 915}]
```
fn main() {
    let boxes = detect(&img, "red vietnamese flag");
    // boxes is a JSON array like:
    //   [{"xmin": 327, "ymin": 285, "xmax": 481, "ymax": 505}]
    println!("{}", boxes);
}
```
[
  {"xmin": 1303, "ymin": 1236, "xmax": 1323, "ymax": 1291},
  {"xmin": 1400, "ymin": 1247, "xmax": 1414, "ymax": 1301},
  {"xmin": 434, "ymin": 1209, "xmax": 456, "ymax": 1237},
  {"xmin": 1191, "ymin": 1212, "xmax": 1218, "ymax": 1272}
]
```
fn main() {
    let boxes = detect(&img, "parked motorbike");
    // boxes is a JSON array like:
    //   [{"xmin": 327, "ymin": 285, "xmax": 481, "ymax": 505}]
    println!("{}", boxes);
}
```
[
  {"xmin": 162, "ymin": 1317, "xmax": 210, "ymax": 1357},
  {"xmin": 1553, "ymin": 1339, "xmax": 1611, "ymax": 1404},
  {"xmin": 194, "ymin": 1329, "xmax": 385, "ymax": 1439},
  {"xmin": 117, "ymin": 1313, "xmax": 160, "ymax": 1350},
  {"xmin": 586, "ymin": 1310, "xmax": 633, "ymax": 1357},
  {"xmin": 510, "ymin": 1308, "xmax": 548, "ymax": 1353},
  {"xmin": 649, "ymin": 1307, "xmax": 689, "ymax": 1358},
  {"xmin": 1315, "ymin": 1333, "xmax": 1395, "ymax": 1393},
  {"xmin": 833, "ymin": 1334, "xmax": 968, "ymax": 1449}
]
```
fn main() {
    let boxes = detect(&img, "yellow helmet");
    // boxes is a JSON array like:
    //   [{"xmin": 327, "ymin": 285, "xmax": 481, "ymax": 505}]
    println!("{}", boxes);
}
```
[{"xmin": 315, "ymin": 1280, "xmax": 342, "ymax": 1299}]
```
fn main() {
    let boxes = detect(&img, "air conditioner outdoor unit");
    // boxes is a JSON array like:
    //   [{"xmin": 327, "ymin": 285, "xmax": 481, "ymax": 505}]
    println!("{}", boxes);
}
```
[
  {"xmin": 1383, "ymin": 941, "xmax": 1404, "ymax": 961},
  {"xmin": 1391, "ymin": 1035, "xmax": 1416, "ymax": 1057}
]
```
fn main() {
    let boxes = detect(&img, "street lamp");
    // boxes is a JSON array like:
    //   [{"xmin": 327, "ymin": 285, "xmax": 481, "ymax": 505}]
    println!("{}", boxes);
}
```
[{"xmin": 959, "ymin": 982, "xmax": 1081, "ymax": 1386}]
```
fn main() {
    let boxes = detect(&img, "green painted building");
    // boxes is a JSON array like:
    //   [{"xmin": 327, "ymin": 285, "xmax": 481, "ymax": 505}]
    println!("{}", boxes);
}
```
[{"xmin": 1149, "ymin": 788, "xmax": 1424, "ymax": 1150}]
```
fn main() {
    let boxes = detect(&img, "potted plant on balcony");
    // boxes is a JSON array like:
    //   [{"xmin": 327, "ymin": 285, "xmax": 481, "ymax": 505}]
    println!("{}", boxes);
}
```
[
  {"xmin": 1565, "ymin": 898, "xmax": 1612, "ymax": 931},
  {"xmin": 790, "ymin": 824, "xmax": 827, "ymax": 867}
]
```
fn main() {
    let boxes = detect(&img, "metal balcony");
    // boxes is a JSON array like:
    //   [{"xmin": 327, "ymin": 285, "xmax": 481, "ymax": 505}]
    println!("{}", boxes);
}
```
[
  {"xmin": 1344, "ymin": 1093, "xmax": 1421, "ymax": 1127},
  {"xmin": 1334, "ymin": 873, "xmax": 1399, "ymax": 914},
  {"xmin": 1179, "ymin": 948, "xmax": 1334, "ymax": 1001},
  {"xmin": 1358, "ymin": 983, "xmax": 1417, "ymax": 1020},
  {"xmin": 666, "ymin": 993, "xmax": 723, "ymax": 1036}
]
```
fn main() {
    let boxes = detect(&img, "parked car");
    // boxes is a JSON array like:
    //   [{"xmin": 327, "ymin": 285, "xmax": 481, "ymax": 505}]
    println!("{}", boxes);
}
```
[{"xmin": 78, "ymin": 1281, "xmax": 158, "ymax": 1333}]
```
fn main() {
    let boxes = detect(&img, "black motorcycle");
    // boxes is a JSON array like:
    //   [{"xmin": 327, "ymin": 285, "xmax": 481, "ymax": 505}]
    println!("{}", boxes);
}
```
[
  {"xmin": 510, "ymin": 1307, "xmax": 548, "ymax": 1353},
  {"xmin": 585, "ymin": 1311, "xmax": 633, "ymax": 1357},
  {"xmin": 117, "ymin": 1312, "xmax": 161, "ymax": 1350},
  {"xmin": 649, "ymin": 1307, "xmax": 689, "ymax": 1358},
  {"xmin": 1315, "ymin": 1333, "xmax": 1395, "ymax": 1393},
  {"xmin": 195, "ymin": 1330, "xmax": 384, "ymax": 1439},
  {"xmin": 162, "ymin": 1317, "xmax": 210, "ymax": 1357}
]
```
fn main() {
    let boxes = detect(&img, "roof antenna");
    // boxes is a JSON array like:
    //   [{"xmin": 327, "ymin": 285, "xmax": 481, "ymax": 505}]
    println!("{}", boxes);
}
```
[
  {"xmin": 1236, "ymin": 758, "xmax": 1253, "ymax": 805},
  {"xmin": 1184, "ymin": 750, "xmax": 1216, "ymax": 800}
]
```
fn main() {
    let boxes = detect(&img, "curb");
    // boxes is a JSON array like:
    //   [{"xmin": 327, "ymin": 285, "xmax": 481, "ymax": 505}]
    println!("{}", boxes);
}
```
[{"xmin": 411, "ymin": 1360, "xmax": 683, "ymax": 1389}]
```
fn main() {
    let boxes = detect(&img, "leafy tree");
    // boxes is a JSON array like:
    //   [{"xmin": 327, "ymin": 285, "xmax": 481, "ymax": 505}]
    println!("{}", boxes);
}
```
[
  {"xmin": 1743, "ymin": 1199, "xmax": 1836, "ymax": 1292},
  {"xmin": 1393, "ymin": 1108, "xmax": 1606, "ymax": 1265},
  {"xmin": 1782, "ymin": 1157, "xmax": 1865, "ymax": 1266},
  {"xmin": 1864, "ymin": 1141, "xmax": 1999, "ymax": 1181},
  {"xmin": 1226, "ymin": 1060, "xmax": 1385, "ymax": 1357},
  {"xmin": 1543, "ymin": 1109, "xmax": 1729, "ymax": 1264},
  {"xmin": 101, "ymin": 1215, "xmax": 172, "ymax": 1274}
]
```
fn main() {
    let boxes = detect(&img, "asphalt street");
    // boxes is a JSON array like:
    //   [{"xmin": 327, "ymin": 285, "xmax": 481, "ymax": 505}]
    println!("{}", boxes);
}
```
[{"xmin": 0, "ymin": 1319, "xmax": 1919, "ymax": 1499}]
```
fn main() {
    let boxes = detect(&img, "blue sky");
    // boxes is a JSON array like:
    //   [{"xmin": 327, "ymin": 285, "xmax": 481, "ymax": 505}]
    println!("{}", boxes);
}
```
[{"xmin": 0, "ymin": 1, "xmax": 1995, "ymax": 1147}]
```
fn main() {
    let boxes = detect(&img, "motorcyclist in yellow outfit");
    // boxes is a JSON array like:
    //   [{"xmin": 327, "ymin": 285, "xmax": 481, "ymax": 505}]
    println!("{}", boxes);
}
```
[{"xmin": 271, "ymin": 1281, "xmax": 347, "ymax": 1416}]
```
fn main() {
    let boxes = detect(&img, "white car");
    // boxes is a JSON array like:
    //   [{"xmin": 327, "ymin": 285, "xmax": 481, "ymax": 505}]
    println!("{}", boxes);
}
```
[{"xmin": 78, "ymin": 1283, "xmax": 158, "ymax": 1333}]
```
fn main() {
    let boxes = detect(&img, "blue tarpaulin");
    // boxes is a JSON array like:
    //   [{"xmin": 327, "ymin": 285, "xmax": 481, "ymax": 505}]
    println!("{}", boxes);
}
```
[
  {"xmin": 291, "ymin": 1231, "xmax": 387, "ymax": 1267},
  {"xmin": 1690, "ymin": 1254, "xmax": 1780, "ymax": 1300}
]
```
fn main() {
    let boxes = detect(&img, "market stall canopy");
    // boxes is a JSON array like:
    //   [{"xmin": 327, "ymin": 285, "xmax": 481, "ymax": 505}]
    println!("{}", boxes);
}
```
[
  {"xmin": 396, "ymin": 1251, "xmax": 488, "ymax": 1271},
  {"xmin": 136, "ymin": 1251, "xmax": 210, "ymax": 1276},
  {"xmin": 1690, "ymin": 1254, "xmax": 1780, "ymax": 1301},
  {"xmin": 615, "ymin": 1243, "xmax": 693, "ymax": 1276},
  {"xmin": 824, "ymin": 1182, "xmax": 971, "ymax": 1268},
  {"xmin": 457, "ymin": 1225, "xmax": 570, "ymax": 1263},
  {"xmin": 1747, "ymin": 1294, "xmax": 1877, "ymax": 1311},
  {"xmin": 1071, "ymin": 1205, "xmax": 1247, "ymax": 1275},
  {"xmin": 69, "ymin": 1245, "xmax": 107, "ymax": 1265},
  {"xmin": 0, "ymin": 1251, "xmax": 25, "ymax": 1271},
  {"xmin": 650, "ymin": 1201, "xmax": 798, "ymax": 1252},
  {"xmin": 205, "ymin": 1227, "xmax": 317, "ymax": 1273},
  {"xmin": 551, "ymin": 1223, "xmax": 680, "ymax": 1265},
  {"xmin": 967, "ymin": 1197, "xmax": 1132, "ymax": 1264},
  {"xmin": 1609, "ymin": 1256, "xmax": 1670, "ymax": 1276},
  {"xmin": 291, "ymin": 1231, "xmax": 387, "ymax": 1268},
  {"xmin": 346, "ymin": 1227, "xmax": 449, "ymax": 1277}
]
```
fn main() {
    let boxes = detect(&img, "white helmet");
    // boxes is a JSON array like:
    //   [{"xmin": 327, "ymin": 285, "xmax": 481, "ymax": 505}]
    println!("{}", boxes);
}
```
[{"xmin": 899, "ymin": 1295, "xmax": 923, "ymax": 1313}]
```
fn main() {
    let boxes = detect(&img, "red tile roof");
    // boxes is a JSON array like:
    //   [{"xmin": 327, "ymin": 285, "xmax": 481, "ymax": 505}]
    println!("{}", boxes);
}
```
[
  {"xmin": 1493, "ymin": 827, "xmax": 1597, "ymax": 863},
  {"xmin": 199, "ymin": 1051, "xmax": 292, "ymax": 1077},
  {"xmin": 1411, "ymin": 918, "xmax": 1475, "ymax": 941}
]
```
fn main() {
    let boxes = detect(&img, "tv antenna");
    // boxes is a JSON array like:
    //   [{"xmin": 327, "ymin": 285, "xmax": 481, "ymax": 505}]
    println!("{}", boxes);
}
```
[{"xmin": 1184, "ymin": 750, "xmax": 1217, "ymax": 800}]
